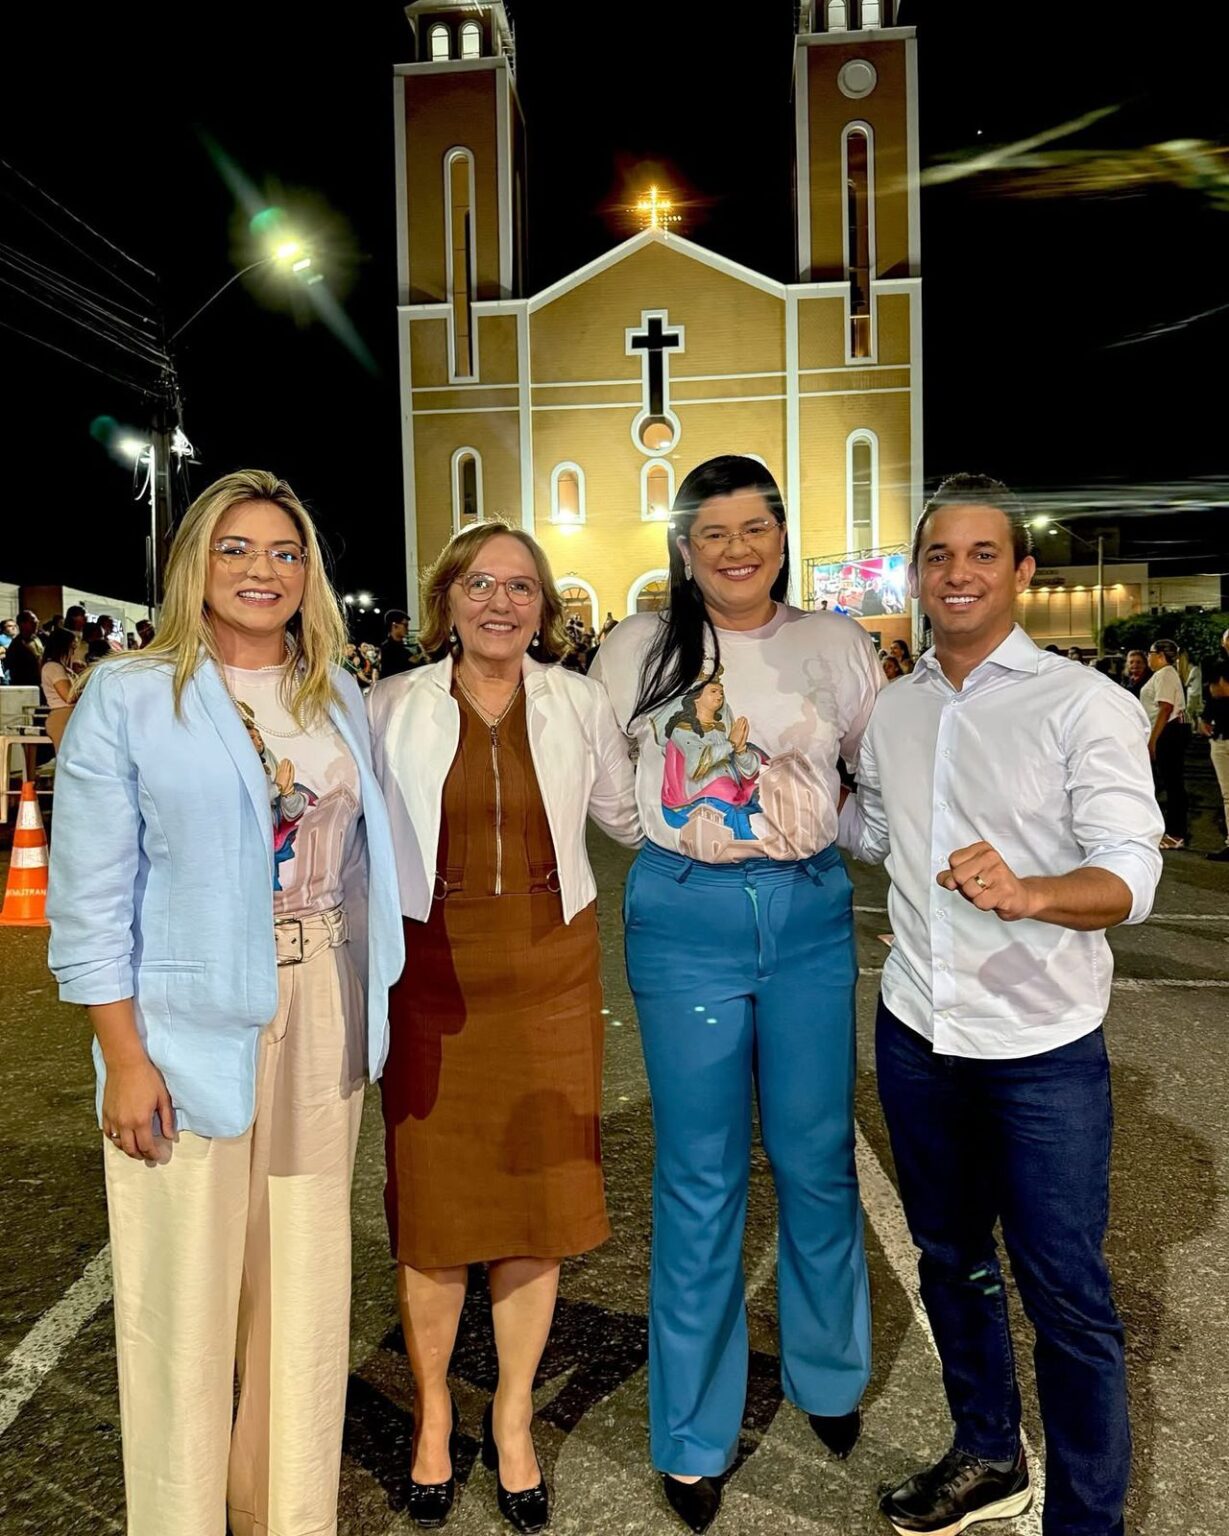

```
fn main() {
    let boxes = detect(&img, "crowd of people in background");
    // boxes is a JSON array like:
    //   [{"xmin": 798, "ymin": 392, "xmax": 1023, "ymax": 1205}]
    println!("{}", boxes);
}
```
[
  {"xmin": 5, "ymin": 594, "xmax": 1228, "ymax": 864},
  {"xmin": 873, "ymin": 626, "xmax": 1229, "ymax": 859}
]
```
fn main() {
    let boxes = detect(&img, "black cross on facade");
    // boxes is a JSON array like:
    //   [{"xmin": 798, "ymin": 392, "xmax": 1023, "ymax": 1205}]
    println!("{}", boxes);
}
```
[{"xmin": 629, "ymin": 313, "xmax": 682, "ymax": 417}]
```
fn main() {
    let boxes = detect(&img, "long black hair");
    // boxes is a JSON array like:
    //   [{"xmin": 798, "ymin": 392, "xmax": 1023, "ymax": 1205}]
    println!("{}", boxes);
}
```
[{"xmin": 631, "ymin": 455, "xmax": 789, "ymax": 723}]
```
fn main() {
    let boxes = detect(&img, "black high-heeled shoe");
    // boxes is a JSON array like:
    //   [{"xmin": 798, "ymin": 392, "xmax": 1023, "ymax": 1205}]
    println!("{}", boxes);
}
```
[
  {"xmin": 662, "ymin": 1473, "xmax": 722, "ymax": 1533},
  {"xmin": 808, "ymin": 1406, "xmax": 861, "ymax": 1460},
  {"xmin": 481, "ymin": 1400, "xmax": 549, "ymax": 1534},
  {"xmin": 407, "ymin": 1396, "xmax": 460, "ymax": 1528}
]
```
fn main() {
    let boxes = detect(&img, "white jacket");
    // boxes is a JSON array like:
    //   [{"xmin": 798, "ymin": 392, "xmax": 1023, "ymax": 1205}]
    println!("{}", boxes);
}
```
[{"xmin": 367, "ymin": 654, "xmax": 642, "ymax": 923}]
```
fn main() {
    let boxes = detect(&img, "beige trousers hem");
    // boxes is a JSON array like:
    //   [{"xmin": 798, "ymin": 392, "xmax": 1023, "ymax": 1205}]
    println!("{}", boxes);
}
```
[{"xmin": 105, "ymin": 934, "xmax": 366, "ymax": 1536}]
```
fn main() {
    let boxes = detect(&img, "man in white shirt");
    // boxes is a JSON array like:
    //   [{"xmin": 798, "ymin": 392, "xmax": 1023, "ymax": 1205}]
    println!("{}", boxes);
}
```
[{"xmin": 840, "ymin": 474, "xmax": 1162, "ymax": 1536}]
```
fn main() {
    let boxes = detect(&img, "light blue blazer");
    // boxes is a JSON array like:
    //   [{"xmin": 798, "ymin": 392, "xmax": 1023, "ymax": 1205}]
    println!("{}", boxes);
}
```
[{"xmin": 46, "ymin": 657, "xmax": 406, "ymax": 1138}]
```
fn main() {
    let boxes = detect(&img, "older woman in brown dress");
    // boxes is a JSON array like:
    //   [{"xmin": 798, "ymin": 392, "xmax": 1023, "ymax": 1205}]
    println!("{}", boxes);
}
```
[{"xmin": 367, "ymin": 522, "xmax": 640, "ymax": 1533}]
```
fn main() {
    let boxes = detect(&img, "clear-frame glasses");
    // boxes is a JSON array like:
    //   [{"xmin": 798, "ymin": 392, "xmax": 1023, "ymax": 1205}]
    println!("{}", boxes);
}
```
[
  {"xmin": 454, "ymin": 572, "xmax": 542, "ymax": 605},
  {"xmin": 688, "ymin": 517, "xmax": 783, "ymax": 549},
  {"xmin": 211, "ymin": 539, "xmax": 307, "ymax": 570}
]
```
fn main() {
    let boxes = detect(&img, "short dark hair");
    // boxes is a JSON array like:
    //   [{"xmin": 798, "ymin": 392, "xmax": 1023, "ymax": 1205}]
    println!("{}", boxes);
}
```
[
  {"xmin": 385, "ymin": 608, "xmax": 409, "ymax": 630},
  {"xmin": 912, "ymin": 473, "xmax": 1034, "ymax": 569}
]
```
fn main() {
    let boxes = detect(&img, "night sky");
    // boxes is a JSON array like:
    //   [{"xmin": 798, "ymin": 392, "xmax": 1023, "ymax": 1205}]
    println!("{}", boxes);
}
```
[{"xmin": 2, "ymin": 1, "xmax": 1226, "ymax": 613}]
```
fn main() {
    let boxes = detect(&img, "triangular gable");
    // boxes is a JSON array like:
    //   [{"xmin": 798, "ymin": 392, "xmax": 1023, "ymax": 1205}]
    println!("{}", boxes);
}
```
[{"xmin": 527, "ymin": 227, "xmax": 786, "ymax": 312}]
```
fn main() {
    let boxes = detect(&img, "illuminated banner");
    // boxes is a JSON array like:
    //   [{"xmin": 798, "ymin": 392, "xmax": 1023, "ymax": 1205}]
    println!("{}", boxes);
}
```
[{"xmin": 807, "ymin": 554, "xmax": 907, "ymax": 618}]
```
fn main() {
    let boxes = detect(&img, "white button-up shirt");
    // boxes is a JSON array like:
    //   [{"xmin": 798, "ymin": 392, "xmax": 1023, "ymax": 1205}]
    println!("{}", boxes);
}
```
[{"xmin": 839, "ymin": 625, "xmax": 1164, "ymax": 1058}]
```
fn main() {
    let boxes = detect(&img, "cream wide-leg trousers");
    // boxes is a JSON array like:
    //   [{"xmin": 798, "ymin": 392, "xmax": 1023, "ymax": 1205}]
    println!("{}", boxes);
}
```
[{"xmin": 103, "ymin": 911, "xmax": 366, "ymax": 1536}]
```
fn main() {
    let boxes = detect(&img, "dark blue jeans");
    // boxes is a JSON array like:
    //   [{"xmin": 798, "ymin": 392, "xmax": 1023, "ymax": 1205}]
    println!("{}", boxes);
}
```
[{"xmin": 875, "ymin": 1000, "xmax": 1130, "ymax": 1536}]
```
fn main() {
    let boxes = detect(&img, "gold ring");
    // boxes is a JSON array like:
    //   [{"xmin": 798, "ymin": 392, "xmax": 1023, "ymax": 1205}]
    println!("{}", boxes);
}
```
[{"xmin": 974, "ymin": 875, "xmax": 989, "ymax": 890}]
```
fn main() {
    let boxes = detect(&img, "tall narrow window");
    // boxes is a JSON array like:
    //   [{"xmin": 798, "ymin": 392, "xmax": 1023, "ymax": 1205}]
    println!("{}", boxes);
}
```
[
  {"xmin": 847, "ymin": 431, "xmax": 878, "ymax": 555},
  {"xmin": 452, "ymin": 448, "xmax": 483, "ymax": 533},
  {"xmin": 551, "ymin": 463, "xmax": 586, "ymax": 524},
  {"xmin": 459, "ymin": 21, "xmax": 481, "ymax": 58},
  {"xmin": 429, "ymin": 24, "xmax": 450, "ymax": 60},
  {"xmin": 642, "ymin": 459, "xmax": 674, "ymax": 521},
  {"xmin": 844, "ymin": 126, "xmax": 873, "ymax": 358},
  {"xmin": 446, "ymin": 150, "xmax": 475, "ymax": 378},
  {"xmin": 826, "ymin": 0, "xmax": 848, "ymax": 30}
]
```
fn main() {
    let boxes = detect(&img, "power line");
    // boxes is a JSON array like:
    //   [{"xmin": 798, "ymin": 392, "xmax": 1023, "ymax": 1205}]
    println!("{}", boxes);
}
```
[
  {"xmin": 0, "ymin": 270, "xmax": 171, "ymax": 372},
  {"xmin": 0, "ymin": 253, "xmax": 168, "ymax": 361},
  {"xmin": 0, "ymin": 239, "xmax": 161, "ymax": 332},
  {"xmin": 0, "ymin": 157, "xmax": 158, "ymax": 299},
  {"xmin": 0, "ymin": 314, "xmax": 161, "ymax": 398}
]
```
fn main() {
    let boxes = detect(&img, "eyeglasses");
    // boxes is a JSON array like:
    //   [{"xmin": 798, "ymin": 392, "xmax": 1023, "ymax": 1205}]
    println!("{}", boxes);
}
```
[
  {"xmin": 211, "ymin": 539, "xmax": 307, "ymax": 570},
  {"xmin": 454, "ymin": 572, "xmax": 541, "ymax": 604},
  {"xmin": 688, "ymin": 517, "xmax": 783, "ymax": 549}
]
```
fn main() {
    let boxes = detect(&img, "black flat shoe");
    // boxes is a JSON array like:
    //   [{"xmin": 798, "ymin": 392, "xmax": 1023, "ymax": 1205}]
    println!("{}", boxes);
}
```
[
  {"xmin": 481, "ymin": 1401, "xmax": 549, "ymax": 1534},
  {"xmin": 662, "ymin": 1474, "xmax": 722, "ymax": 1533},
  {"xmin": 407, "ymin": 1396, "xmax": 460, "ymax": 1528},
  {"xmin": 808, "ymin": 1406, "xmax": 861, "ymax": 1459}
]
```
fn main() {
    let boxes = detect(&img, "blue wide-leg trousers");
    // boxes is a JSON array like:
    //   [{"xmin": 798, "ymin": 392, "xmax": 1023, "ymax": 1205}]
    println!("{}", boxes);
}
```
[{"xmin": 624, "ymin": 840, "xmax": 871, "ymax": 1475}]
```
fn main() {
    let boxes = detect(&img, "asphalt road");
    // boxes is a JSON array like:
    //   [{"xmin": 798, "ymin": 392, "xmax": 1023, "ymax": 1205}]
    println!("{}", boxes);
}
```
[{"xmin": 0, "ymin": 752, "xmax": 1225, "ymax": 1536}]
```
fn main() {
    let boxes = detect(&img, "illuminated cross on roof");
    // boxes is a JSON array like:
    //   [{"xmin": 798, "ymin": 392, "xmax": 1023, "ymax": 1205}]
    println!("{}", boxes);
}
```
[{"xmin": 635, "ymin": 184, "xmax": 682, "ymax": 232}]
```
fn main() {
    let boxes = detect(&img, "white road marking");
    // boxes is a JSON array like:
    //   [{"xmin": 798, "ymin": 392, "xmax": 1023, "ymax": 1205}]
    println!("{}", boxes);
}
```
[
  {"xmin": 0, "ymin": 1244, "xmax": 112, "ymax": 1438},
  {"xmin": 855, "ymin": 1127, "xmax": 1045, "ymax": 1534}
]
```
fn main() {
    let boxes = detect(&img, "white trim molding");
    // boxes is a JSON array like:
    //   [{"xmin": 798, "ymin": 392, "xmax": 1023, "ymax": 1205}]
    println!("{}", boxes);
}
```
[
  {"xmin": 529, "ymin": 227, "xmax": 785, "ymax": 312},
  {"xmin": 845, "ymin": 427, "xmax": 880, "ymax": 556},
  {"xmin": 785, "ymin": 289, "xmax": 802, "ymax": 605},
  {"xmin": 450, "ymin": 445, "xmax": 485, "ymax": 533},
  {"xmin": 841, "ymin": 120, "xmax": 878, "ymax": 364},
  {"xmin": 627, "ymin": 568, "xmax": 670, "ymax": 617},
  {"xmin": 398, "ymin": 313, "xmax": 420, "ymax": 627},
  {"xmin": 794, "ymin": 45, "xmax": 812, "ymax": 281},
  {"xmin": 556, "ymin": 574, "xmax": 598, "ymax": 628},
  {"xmin": 641, "ymin": 459, "xmax": 675, "ymax": 522},
  {"xmin": 393, "ymin": 76, "xmax": 409, "ymax": 305},
  {"xmin": 549, "ymin": 461, "xmax": 586, "ymax": 525},
  {"xmin": 444, "ymin": 146, "xmax": 479, "ymax": 382},
  {"xmin": 517, "ymin": 305, "xmax": 533, "ymax": 531},
  {"xmin": 496, "ymin": 60, "xmax": 512, "ymax": 297},
  {"xmin": 905, "ymin": 34, "xmax": 921, "ymax": 275}
]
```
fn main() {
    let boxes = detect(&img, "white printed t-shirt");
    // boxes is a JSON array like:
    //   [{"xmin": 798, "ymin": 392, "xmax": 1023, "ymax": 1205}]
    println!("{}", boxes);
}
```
[
  {"xmin": 224, "ymin": 664, "xmax": 362, "ymax": 915},
  {"xmin": 590, "ymin": 604, "xmax": 882, "ymax": 863}
]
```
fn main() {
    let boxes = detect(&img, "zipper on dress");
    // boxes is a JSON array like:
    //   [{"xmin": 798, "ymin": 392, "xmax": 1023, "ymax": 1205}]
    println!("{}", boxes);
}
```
[{"xmin": 491, "ymin": 723, "xmax": 503, "ymax": 896}]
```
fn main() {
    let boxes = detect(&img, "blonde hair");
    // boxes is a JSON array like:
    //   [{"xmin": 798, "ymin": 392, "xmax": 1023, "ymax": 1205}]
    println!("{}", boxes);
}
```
[
  {"xmin": 77, "ymin": 469, "xmax": 348, "ymax": 724},
  {"xmin": 419, "ymin": 520, "xmax": 568, "ymax": 662}
]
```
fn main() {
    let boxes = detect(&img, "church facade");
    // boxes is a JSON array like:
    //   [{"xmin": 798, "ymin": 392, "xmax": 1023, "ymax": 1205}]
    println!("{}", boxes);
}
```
[{"xmin": 394, "ymin": 1, "xmax": 920, "ymax": 647}]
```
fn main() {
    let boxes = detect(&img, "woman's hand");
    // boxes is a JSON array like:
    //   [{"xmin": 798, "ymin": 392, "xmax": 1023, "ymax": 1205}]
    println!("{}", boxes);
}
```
[{"xmin": 101, "ymin": 1052, "xmax": 175, "ymax": 1160}]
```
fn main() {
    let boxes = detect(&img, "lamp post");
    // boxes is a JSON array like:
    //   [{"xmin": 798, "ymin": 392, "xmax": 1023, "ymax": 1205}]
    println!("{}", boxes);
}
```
[{"xmin": 1031, "ymin": 517, "xmax": 1107, "ymax": 653}]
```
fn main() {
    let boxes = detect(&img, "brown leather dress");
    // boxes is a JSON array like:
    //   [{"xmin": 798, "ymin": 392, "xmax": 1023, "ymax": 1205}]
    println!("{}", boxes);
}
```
[{"xmin": 381, "ymin": 682, "xmax": 610, "ymax": 1268}]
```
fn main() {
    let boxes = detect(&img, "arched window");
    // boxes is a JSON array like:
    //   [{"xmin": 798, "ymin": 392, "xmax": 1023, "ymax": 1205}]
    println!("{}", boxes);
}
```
[
  {"xmin": 628, "ymin": 570, "xmax": 670, "ymax": 615},
  {"xmin": 451, "ymin": 446, "xmax": 483, "ymax": 533},
  {"xmin": 429, "ymin": 23, "xmax": 450, "ymax": 61},
  {"xmin": 551, "ymin": 463, "xmax": 586, "ymax": 524},
  {"xmin": 826, "ymin": 0, "xmax": 848, "ymax": 30},
  {"xmin": 445, "ymin": 149, "xmax": 476, "ymax": 379},
  {"xmin": 642, "ymin": 459, "xmax": 674, "ymax": 521},
  {"xmin": 459, "ymin": 21, "xmax": 481, "ymax": 58},
  {"xmin": 846, "ymin": 430, "xmax": 878, "ymax": 556},
  {"xmin": 558, "ymin": 578, "xmax": 597, "ymax": 630},
  {"xmin": 843, "ymin": 124, "xmax": 874, "ymax": 359}
]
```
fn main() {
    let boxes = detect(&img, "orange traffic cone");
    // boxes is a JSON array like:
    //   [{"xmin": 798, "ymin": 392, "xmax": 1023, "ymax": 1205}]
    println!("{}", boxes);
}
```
[{"xmin": 0, "ymin": 781, "xmax": 49, "ymax": 927}]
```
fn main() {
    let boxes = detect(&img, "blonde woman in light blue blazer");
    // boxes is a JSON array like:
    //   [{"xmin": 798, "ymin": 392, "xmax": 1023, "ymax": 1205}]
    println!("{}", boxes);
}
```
[{"xmin": 46, "ymin": 470, "xmax": 404, "ymax": 1536}]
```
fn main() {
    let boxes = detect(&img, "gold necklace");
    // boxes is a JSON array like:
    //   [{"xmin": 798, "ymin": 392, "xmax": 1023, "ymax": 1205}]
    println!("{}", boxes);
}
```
[{"xmin": 455, "ymin": 671, "xmax": 522, "ymax": 732}]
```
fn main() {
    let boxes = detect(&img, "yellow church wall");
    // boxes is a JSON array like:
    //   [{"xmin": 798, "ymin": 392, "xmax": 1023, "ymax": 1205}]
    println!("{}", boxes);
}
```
[
  {"xmin": 797, "ymin": 296, "xmax": 847, "ymax": 371},
  {"xmin": 875, "ymin": 293, "xmax": 914, "ymax": 366},
  {"xmin": 475, "ymin": 312, "xmax": 520, "ymax": 382},
  {"xmin": 805, "ymin": 40, "xmax": 912, "ymax": 282},
  {"xmin": 797, "ymin": 390, "xmax": 913, "ymax": 559},
  {"xmin": 412, "ymin": 410, "xmax": 523, "ymax": 569},
  {"xmin": 531, "ymin": 244, "xmax": 785, "ymax": 384},
  {"xmin": 405, "ymin": 70, "xmax": 502, "ymax": 303},
  {"xmin": 409, "ymin": 319, "xmax": 450, "ymax": 388}
]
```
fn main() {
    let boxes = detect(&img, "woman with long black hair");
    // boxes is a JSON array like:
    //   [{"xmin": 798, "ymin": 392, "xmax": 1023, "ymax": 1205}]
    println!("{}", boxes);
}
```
[{"xmin": 591, "ymin": 455, "xmax": 881, "ymax": 1532}]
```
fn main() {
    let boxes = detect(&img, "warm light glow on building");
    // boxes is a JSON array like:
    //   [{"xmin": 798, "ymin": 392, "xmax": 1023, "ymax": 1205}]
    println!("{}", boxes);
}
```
[{"xmin": 635, "ymin": 184, "xmax": 682, "ymax": 233}]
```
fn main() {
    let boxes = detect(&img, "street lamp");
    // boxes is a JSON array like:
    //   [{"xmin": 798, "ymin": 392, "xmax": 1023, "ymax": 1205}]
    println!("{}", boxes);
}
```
[
  {"xmin": 170, "ymin": 237, "xmax": 312, "ymax": 342},
  {"xmin": 1031, "ymin": 516, "xmax": 1108, "ymax": 652}
]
